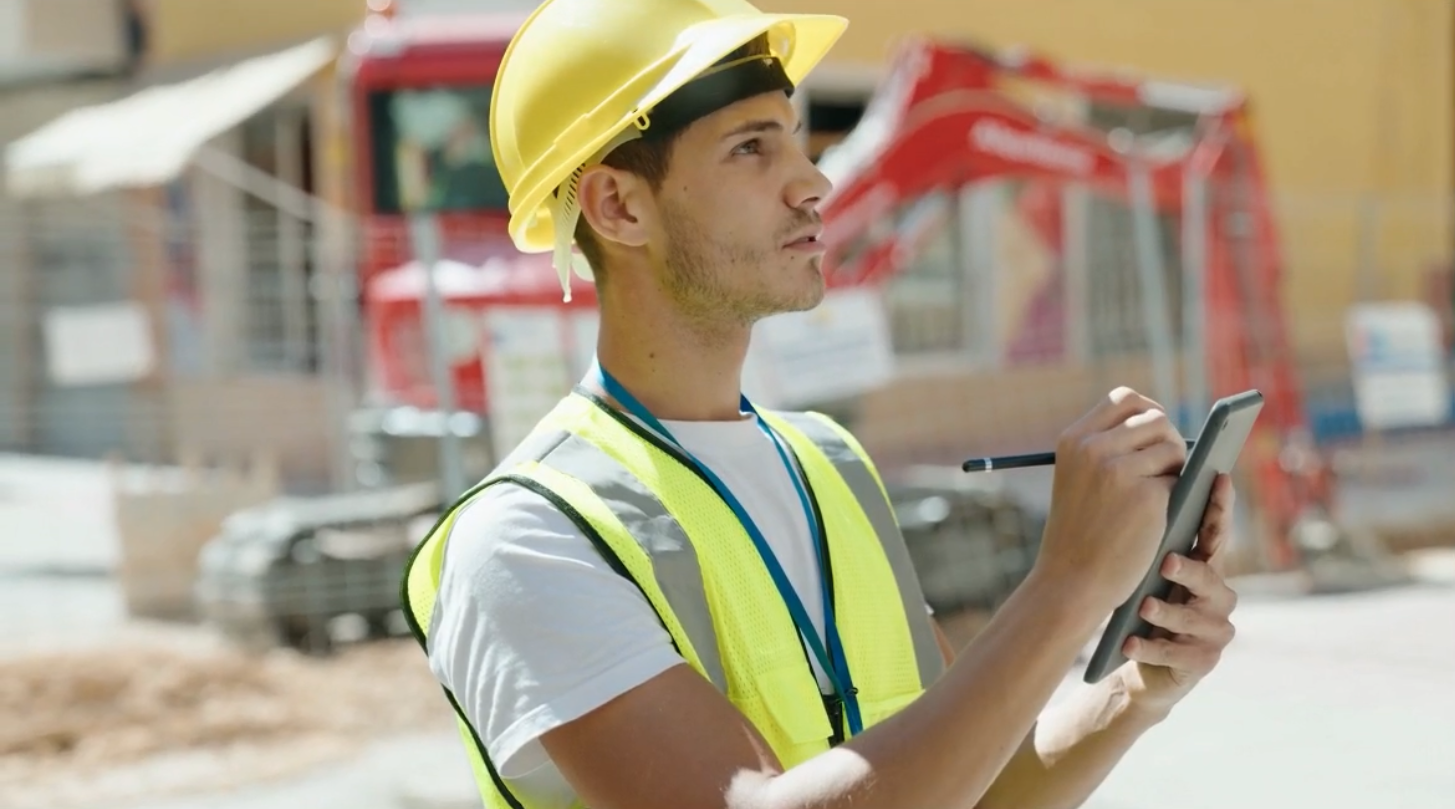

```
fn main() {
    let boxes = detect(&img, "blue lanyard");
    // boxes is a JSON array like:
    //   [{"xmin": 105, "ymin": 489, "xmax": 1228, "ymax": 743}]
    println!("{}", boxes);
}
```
[{"xmin": 590, "ymin": 360, "xmax": 863, "ymax": 737}]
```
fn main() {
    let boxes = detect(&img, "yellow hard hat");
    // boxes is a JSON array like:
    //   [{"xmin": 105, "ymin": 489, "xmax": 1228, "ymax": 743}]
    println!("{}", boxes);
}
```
[{"xmin": 489, "ymin": 0, "xmax": 848, "ymax": 300}]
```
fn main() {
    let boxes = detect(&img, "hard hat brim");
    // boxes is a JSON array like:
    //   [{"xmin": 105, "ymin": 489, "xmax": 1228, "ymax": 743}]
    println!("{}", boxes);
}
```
[{"xmin": 505, "ymin": 12, "xmax": 849, "ymax": 257}]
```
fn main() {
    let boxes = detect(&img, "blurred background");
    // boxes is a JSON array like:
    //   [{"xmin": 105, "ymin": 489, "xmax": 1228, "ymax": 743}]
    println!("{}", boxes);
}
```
[{"xmin": 1, "ymin": 1, "xmax": 1453, "ymax": 808}]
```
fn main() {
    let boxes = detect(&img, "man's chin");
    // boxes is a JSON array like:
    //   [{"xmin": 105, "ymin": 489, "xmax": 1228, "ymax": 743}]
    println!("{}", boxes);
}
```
[
  {"xmin": 776, "ymin": 281, "xmax": 827, "ymax": 316},
  {"xmin": 803, "ymin": 263, "xmax": 829, "ymax": 300},
  {"xmin": 741, "ymin": 262, "xmax": 828, "ymax": 320}
]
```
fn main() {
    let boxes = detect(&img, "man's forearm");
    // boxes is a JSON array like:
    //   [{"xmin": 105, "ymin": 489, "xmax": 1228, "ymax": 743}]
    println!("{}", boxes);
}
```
[
  {"xmin": 977, "ymin": 666, "xmax": 1168, "ymax": 809},
  {"xmin": 751, "ymin": 570, "xmax": 1108, "ymax": 809}
]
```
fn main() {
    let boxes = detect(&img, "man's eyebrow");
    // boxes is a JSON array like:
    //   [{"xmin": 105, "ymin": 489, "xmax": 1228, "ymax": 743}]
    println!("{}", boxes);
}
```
[{"xmin": 720, "ymin": 118, "xmax": 803, "ymax": 140}]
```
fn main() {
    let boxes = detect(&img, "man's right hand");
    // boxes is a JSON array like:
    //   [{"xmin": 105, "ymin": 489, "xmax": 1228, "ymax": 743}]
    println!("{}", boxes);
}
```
[{"xmin": 1035, "ymin": 387, "xmax": 1188, "ymax": 609}]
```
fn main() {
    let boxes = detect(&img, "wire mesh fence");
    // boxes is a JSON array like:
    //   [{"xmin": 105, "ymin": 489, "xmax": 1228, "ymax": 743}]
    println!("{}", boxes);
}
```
[
  {"xmin": 1, "ymin": 176, "xmax": 1451, "ymax": 643},
  {"xmin": 0, "ymin": 190, "xmax": 357, "ymax": 474}
]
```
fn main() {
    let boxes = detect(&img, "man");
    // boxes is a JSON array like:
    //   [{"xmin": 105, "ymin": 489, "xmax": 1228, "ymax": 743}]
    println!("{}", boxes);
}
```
[{"xmin": 401, "ymin": 1, "xmax": 1241, "ymax": 808}]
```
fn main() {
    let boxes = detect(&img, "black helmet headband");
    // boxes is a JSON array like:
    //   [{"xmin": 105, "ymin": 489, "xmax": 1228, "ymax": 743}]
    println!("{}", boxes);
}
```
[{"xmin": 641, "ymin": 52, "xmax": 795, "ymax": 140}]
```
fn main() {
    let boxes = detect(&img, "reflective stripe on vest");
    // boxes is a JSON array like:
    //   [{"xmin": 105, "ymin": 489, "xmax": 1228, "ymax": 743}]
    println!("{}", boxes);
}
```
[
  {"xmin": 531, "ymin": 430, "xmax": 729, "ymax": 692},
  {"xmin": 400, "ymin": 392, "xmax": 944, "ymax": 809}
]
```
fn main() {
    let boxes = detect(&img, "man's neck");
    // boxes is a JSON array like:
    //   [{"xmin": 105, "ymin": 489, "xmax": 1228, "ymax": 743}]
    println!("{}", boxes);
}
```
[{"xmin": 591, "ymin": 296, "xmax": 753, "ymax": 423}]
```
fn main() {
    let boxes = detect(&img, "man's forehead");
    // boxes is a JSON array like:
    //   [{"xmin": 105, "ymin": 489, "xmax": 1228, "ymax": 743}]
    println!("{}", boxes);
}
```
[{"xmin": 692, "ymin": 91, "xmax": 801, "ymax": 140}]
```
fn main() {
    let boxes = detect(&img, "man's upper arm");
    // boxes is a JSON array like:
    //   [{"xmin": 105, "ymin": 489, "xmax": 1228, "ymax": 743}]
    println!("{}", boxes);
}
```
[
  {"xmin": 540, "ymin": 662, "xmax": 787, "ymax": 809},
  {"xmin": 427, "ymin": 482, "xmax": 687, "ymax": 777}
]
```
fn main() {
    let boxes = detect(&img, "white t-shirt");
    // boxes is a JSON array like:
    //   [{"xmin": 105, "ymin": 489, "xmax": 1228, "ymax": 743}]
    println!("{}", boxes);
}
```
[{"xmin": 426, "ymin": 411, "xmax": 916, "ymax": 808}]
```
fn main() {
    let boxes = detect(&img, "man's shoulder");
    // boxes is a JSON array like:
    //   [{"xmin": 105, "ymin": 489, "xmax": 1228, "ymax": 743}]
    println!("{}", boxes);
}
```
[
  {"xmin": 431, "ymin": 478, "xmax": 604, "ymax": 593},
  {"xmin": 458, "ymin": 476, "xmax": 567, "ymax": 519},
  {"xmin": 446, "ymin": 478, "xmax": 586, "ymax": 554}
]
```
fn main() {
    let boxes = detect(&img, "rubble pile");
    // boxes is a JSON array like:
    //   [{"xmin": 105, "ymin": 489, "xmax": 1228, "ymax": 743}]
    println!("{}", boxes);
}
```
[{"xmin": 0, "ymin": 636, "xmax": 453, "ymax": 808}]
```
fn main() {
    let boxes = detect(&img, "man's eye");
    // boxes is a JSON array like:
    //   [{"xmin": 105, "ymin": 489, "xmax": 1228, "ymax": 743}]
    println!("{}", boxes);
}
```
[{"xmin": 732, "ymin": 138, "xmax": 763, "ymax": 156}]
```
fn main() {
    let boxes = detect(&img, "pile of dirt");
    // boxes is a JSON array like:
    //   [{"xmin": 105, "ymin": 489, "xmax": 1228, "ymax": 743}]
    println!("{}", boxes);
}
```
[{"xmin": 0, "ymin": 634, "xmax": 456, "ymax": 808}]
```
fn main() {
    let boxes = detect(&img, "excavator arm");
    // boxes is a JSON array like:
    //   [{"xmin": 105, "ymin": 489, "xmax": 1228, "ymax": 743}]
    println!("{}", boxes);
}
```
[{"xmin": 815, "ymin": 37, "xmax": 1326, "ymax": 571}]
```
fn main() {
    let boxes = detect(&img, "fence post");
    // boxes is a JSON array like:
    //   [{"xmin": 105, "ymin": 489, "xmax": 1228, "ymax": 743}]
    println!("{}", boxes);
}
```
[
  {"xmin": 1181, "ymin": 170, "xmax": 1210, "ymax": 431},
  {"xmin": 313, "ymin": 203, "xmax": 361, "ymax": 493},
  {"xmin": 1129, "ymin": 160, "xmax": 1180, "ymax": 417},
  {"xmin": 408, "ymin": 213, "xmax": 466, "ymax": 502},
  {"xmin": 1062, "ymin": 182, "xmax": 1091, "ymax": 364}
]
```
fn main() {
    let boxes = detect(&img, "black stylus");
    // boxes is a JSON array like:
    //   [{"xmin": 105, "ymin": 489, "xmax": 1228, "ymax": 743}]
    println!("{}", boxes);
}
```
[{"xmin": 962, "ymin": 439, "xmax": 1196, "ymax": 472}]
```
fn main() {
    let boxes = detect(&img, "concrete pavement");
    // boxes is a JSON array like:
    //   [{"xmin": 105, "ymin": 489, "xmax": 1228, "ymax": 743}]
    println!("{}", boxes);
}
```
[
  {"xmin": 1078, "ymin": 582, "xmax": 1455, "ymax": 809},
  {"xmin": 92, "ymin": 734, "xmax": 476, "ymax": 809}
]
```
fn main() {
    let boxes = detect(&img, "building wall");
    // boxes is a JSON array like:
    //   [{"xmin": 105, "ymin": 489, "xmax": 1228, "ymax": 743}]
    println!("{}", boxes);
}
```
[
  {"xmin": 139, "ymin": 0, "xmax": 364, "ymax": 67},
  {"xmin": 761, "ymin": 0, "xmax": 1454, "ymax": 369},
  {"xmin": 0, "ymin": 0, "xmax": 132, "ymax": 83},
  {"xmin": 113, "ymin": 0, "xmax": 368, "ymax": 483}
]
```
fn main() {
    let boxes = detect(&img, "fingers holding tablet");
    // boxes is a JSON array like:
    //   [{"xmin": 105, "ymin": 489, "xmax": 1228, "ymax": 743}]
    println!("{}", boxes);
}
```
[{"xmin": 1082, "ymin": 390, "xmax": 1263, "ymax": 685}]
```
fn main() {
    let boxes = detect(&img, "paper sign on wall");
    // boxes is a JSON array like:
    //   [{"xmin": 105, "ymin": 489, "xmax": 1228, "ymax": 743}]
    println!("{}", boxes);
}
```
[
  {"xmin": 1346, "ymin": 301, "xmax": 1451, "ymax": 431},
  {"xmin": 745, "ymin": 287, "xmax": 896, "ymax": 408},
  {"xmin": 44, "ymin": 301, "xmax": 156, "ymax": 386}
]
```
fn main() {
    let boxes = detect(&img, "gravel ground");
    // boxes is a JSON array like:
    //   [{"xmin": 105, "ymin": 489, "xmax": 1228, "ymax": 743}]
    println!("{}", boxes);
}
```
[{"xmin": 0, "ymin": 629, "xmax": 456, "ymax": 809}]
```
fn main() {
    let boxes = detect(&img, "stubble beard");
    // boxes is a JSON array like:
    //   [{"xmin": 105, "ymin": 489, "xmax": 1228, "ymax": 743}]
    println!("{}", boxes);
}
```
[{"xmin": 660, "ymin": 205, "xmax": 824, "ymax": 331}]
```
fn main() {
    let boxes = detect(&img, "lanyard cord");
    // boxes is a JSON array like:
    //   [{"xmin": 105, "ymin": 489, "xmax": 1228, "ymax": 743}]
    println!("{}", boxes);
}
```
[{"xmin": 590, "ymin": 360, "xmax": 863, "ymax": 737}]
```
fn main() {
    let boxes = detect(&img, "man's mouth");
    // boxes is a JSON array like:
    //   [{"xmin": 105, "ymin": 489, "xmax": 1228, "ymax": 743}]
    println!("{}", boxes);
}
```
[{"xmin": 784, "ymin": 228, "xmax": 825, "ymax": 249}]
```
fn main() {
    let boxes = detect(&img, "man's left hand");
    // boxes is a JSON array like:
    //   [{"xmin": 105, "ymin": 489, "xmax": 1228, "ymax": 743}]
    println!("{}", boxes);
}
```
[{"xmin": 1118, "ymin": 473, "xmax": 1239, "ymax": 714}]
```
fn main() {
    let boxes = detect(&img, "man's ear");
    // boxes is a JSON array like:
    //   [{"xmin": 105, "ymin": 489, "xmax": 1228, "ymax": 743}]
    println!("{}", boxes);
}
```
[{"xmin": 576, "ymin": 165, "xmax": 651, "ymax": 249}]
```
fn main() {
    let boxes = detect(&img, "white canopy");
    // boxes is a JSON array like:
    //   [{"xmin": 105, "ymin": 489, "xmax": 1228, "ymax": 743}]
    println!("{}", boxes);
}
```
[{"xmin": 4, "ymin": 36, "xmax": 336, "ymax": 198}]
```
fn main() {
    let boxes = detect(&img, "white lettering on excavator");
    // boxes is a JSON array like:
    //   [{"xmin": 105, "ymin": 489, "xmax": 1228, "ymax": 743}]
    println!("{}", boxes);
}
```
[{"xmin": 969, "ymin": 119, "xmax": 1096, "ymax": 176}]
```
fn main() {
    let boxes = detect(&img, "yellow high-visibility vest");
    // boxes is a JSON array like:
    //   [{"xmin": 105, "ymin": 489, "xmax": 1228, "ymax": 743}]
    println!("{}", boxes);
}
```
[{"xmin": 401, "ymin": 389, "xmax": 944, "ymax": 809}]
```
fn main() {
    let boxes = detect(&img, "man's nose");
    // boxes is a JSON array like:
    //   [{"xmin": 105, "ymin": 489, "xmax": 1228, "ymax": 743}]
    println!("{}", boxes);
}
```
[{"xmin": 786, "ymin": 149, "xmax": 833, "ymax": 211}]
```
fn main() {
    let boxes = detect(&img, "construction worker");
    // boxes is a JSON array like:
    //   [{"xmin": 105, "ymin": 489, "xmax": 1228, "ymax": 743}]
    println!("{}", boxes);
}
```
[{"xmin": 400, "ymin": 1, "xmax": 1241, "ymax": 807}]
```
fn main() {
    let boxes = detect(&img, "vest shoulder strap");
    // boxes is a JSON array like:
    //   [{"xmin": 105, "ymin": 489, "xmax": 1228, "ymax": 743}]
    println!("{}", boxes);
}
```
[{"xmin": 517, "ymin": 430, "xmax": 729, "ymax": 693}]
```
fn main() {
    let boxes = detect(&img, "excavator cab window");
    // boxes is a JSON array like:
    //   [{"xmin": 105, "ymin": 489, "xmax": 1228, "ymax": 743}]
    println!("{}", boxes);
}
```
[
  {"xmin": 1079, "ymin": 100, "xmax": 1200, "ymax": 358},
  {"xmin": 366, "ymin": 84, "xmax": 511, "ymax": 215},
  {"xmin": 878, "ymin": 191, "xmax": 963, "ymax": 355},
  {"xmin": 872, "ymin": 183, "xmax": 1008, "ymax": 363}
]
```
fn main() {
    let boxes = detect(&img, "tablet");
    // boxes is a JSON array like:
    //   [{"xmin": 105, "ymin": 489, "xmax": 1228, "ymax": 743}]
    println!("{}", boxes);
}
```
[{"xmin": 1082, "ymin": 389, "xmax": 1265, "ymax": 684}]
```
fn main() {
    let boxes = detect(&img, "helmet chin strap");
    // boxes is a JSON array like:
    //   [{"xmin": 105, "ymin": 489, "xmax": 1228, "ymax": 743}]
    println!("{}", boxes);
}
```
[{"xmin": 549, "ymin": 123, "xmax": 649, "ymax": 302}]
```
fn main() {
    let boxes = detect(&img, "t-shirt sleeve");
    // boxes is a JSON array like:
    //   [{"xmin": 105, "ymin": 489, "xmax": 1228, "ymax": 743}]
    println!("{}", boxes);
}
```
[{"xmin": 426, "ymin": 481, "xmax": 685, "ymax": 778}]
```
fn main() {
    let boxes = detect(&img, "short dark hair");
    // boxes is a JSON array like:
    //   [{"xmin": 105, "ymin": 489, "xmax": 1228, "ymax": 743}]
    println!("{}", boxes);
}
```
[{"xmin": 573, "ymin": 34, "xmax": 776, "ymax": 281}]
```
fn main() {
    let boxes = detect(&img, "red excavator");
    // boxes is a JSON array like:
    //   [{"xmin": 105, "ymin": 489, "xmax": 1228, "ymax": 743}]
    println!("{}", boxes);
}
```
[{"xmin": 812, "ymin": 37, "xmax": 1336, "ymax": 573}]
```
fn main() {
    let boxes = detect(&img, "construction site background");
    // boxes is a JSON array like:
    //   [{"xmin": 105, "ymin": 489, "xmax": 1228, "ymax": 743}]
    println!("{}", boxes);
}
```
[{"xmin": 2, "ymin": 2, "xmax": 1454, "ymax": 809}]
